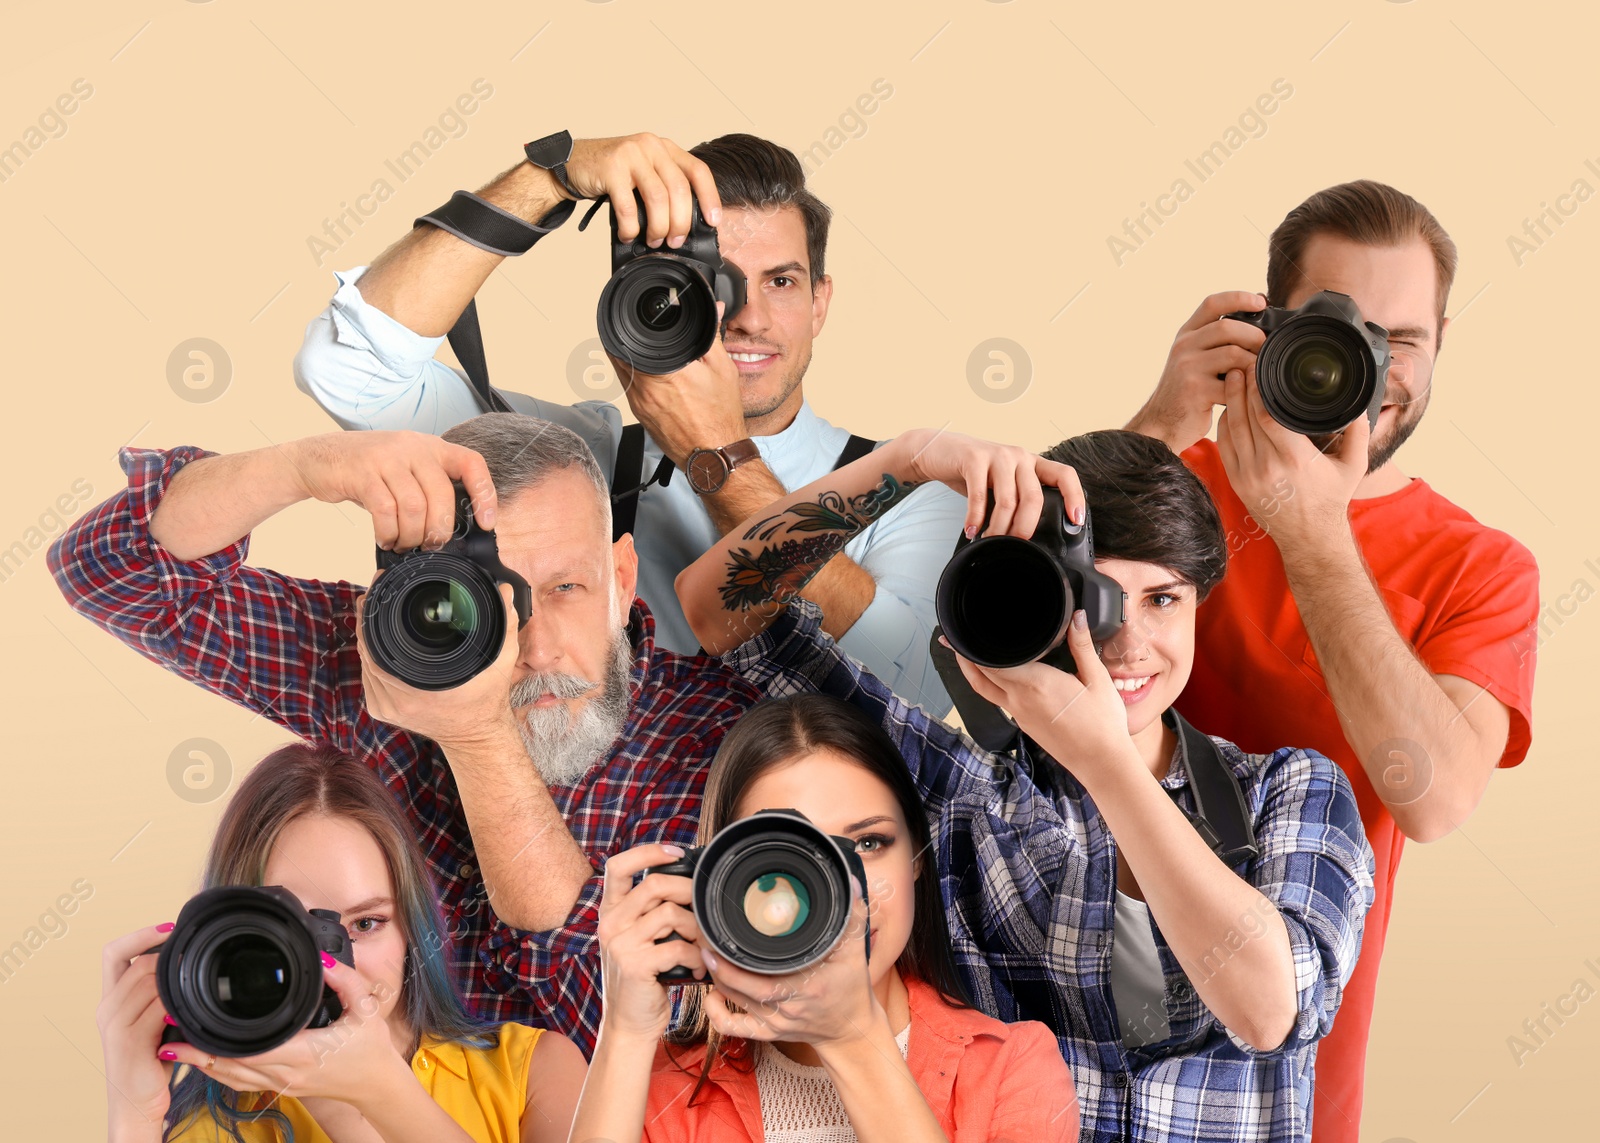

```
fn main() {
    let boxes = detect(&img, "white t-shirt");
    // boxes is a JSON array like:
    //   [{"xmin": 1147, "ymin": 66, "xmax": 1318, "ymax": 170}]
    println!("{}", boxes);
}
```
[{"xmin": 1110, "ymin": 889, "xmax": 1172, "ymax": 1047}]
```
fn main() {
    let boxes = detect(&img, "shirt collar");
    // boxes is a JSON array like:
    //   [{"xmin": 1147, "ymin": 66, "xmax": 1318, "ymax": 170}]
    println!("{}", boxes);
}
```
[{"xmin": 414, "ymin": 1034, "xmax": 471, "ymax": 1080}]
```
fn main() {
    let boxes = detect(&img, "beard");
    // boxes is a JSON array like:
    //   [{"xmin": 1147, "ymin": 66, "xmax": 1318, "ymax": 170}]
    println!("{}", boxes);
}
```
[
  {"xmin": 507, "ymin": 630, "xmax": 633, "ymax": 788},
  {"xmin": 1308, "ymin": 382, "xmax": 1431, "ymax": 475},
  {"xmin": 741, "ymin": 339, "xmax": 813, "ymax": 421}
]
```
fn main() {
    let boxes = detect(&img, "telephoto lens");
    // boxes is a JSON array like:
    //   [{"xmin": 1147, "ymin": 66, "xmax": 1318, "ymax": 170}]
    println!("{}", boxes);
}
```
[
  {"xmin": 935, "ymin": 491, "xmax": 1126, "ymax": 670},
  {"xmin": 1227, "ymin": 290, "xmax": 1391, "ymax": 436},
  {"xmin": 646, "ymin": 810, "xmax": 868, "ymax": 984},
  {"xmin": 154, "ymin": 886, "xmax": 353, "ymax": 1058},
  {"xmin": 362, "ymin": 483, "xmax": 531, "ymax": 690},
  {"xmin": 595, "ymin": 192, "xmax": 747, "ymax": 376}
]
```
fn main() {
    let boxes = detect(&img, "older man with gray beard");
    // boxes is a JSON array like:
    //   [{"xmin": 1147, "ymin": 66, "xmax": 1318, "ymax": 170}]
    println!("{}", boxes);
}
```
[{"xmin": 49, "ymin": 412, "xmax": 770, "ymax": 1056}]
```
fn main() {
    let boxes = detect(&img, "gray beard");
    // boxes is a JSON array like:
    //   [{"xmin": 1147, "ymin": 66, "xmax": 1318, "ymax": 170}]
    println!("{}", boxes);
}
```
[{"xmin": 508, "ymin": 631, "xmax": 633, "ymax": 788}]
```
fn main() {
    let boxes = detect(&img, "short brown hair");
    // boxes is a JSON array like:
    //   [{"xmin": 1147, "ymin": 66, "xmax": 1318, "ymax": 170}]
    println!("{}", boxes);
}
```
[
  {"xmin": 691, "ymin": 134, "xmax": 832, "ymax": 284},
  {"xmin": 1266, "ymin": 179, "xmax": 1458, "ymax": 334}
]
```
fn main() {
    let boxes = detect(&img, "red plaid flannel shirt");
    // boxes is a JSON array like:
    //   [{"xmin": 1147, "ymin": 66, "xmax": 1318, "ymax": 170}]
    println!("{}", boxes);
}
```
[{"xmin": 49, "ymin": 445, "xmax": 765, "ymax": 1056}]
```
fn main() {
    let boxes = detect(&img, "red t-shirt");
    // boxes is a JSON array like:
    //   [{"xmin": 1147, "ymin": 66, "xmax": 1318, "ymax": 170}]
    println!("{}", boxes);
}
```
[{"xmin": 1178, "ymin": 439, "xmax": 1538, "ymax": 1143}]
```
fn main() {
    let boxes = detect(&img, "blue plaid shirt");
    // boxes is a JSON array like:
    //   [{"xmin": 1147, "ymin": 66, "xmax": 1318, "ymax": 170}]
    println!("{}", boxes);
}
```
[{"xmin": 727, "ymin": 601, "xmax": 1375, "ymax": 1143}]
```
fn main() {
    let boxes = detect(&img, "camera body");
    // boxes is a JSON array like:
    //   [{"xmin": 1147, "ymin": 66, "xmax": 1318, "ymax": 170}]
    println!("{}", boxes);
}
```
[
  {"xmin": 595, "ymin": 190, "xmax": 747, "ymax": 376},
  {"xmin": 363, "ymin": 483, "xmax": 532, "ymax": 690},
  {"xmin": 154, "ymin": 885, "xmax": 354, "ymax": 1058},
  {"xmin": 644, "ymin": 809, "xmax": 869, "ymax": 984},
  {"xmin": 1225, "ymin": 289, "xmax": 1391, "ymax": 436},
  {"xmin": 934, "ymin": 490, "xmax": 1127, "ymax": 671}
]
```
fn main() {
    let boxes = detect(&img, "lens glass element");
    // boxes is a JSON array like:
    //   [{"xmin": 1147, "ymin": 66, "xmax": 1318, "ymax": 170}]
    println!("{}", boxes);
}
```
[
  {"xmin": 403, "ymin": 579, "xmax": 478, "ymax": 649},
  {"xmin": 210, "ymin": 934, "xmax": 291, "ymax": 1020},
  {"xmin": 741, "ymin": 872, "xmax": 811, "ymax": 937}
]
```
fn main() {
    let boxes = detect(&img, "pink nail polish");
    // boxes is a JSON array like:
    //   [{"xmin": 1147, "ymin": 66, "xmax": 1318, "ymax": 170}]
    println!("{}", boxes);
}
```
[
  {"xmin": 163, "ymin": 1014, "xmax": 177, "ymax": 1027},
  {"xmin": 156, "ymin": 922, "xmax": 175, "ymax": 933},
  {"xmin": 319, "ymin": 952, "xmax": 336, "ymax": 969},
  {"xmin": 158, "ymin": 1050, "xmax": 177, "ymax": 1061}
]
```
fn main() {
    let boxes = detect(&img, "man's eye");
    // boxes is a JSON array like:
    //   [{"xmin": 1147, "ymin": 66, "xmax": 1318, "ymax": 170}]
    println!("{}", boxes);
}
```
[{"xmin": 771, "ymin": 276, "xmax": 793, "ymax": 288}]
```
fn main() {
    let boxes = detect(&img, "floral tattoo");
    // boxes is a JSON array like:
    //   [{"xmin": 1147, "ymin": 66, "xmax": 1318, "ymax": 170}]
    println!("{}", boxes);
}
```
[{"xmin": 718, "ymin": 474, "xmax": 921, "ymax": 611}]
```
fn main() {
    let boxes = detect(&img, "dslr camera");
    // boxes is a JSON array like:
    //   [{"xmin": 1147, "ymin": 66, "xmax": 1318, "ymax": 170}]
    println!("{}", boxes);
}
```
[
  {"xmin": 362, "ymin": 482, "xmax": 532, "ymax": 690},
  {"xmin": 644, "ymin": 809, "xmax": 869, "ymax": 983},
  {"xmin": 153, "ymin": 885, "xmax": 353, "ymax": 1058},
  {"xmin": 1225, "ymin": 290, "xmax": 1391, "ymax": 436},
  {"xmin": 587, "ymin": 189, "xmax": 747, "ymax": 375},
  {"xmin": 934, "ymin": 489, "xmax": 1126, "ymax": 671}
]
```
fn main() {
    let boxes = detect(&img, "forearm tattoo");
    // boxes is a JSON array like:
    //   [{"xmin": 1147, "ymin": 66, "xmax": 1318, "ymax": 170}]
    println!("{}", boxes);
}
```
[{"xmin": 717, "ymin": 474, "xmax": 922, "ymax": 611}]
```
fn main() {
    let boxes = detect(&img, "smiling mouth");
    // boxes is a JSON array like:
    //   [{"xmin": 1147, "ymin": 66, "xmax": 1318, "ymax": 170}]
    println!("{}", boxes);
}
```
[
  {"xmin": 728, "ymin": 350, "xmax": 778, "ymax": 368},
  {"xmin": 1112, "ymin": 675, "xmax": 1153, "ymax": 693}
]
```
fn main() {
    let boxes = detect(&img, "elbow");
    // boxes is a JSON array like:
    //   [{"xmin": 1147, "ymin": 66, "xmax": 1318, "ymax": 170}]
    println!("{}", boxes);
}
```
[
  {"xmin": 1237, "ymin": 1003, "xmax": 1298, "ymax": 1053},
  {"xmin": 673, "ymin": 569, "xmax": 729, "ymax": 655},
  {"xmin": 1391, "ymin": 785, "xmax": 1484, "ymax": 844}
]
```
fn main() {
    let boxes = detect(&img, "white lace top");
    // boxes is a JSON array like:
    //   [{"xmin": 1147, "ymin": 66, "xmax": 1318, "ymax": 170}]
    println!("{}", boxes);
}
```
[{"xmin": 754, "ymin": 1023, "xmax": 914, "ymax": 1142}]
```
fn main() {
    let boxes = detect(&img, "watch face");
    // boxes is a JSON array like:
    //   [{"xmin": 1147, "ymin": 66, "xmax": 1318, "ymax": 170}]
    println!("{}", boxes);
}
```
[{"xmin": 687, "ymin": 449, "xmax": 727, "ymax": 493}]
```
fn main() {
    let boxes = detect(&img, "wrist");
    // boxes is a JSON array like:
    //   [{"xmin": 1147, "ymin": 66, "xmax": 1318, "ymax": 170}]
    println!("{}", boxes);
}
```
[
  {"xmin": 439, "ymin": 716, "xmax": 526, "ymax": 765},
  {"xmin": 1276, "ymin": 513, "xmax": 1358, "ymax": 578},
  {"xmin": 813, "ymin": 1007, "xmax": 896, "ymax": 1072},
  {"xmin": 343, "ymin": 1054, "xmax": 418, "ymax": 1120}
]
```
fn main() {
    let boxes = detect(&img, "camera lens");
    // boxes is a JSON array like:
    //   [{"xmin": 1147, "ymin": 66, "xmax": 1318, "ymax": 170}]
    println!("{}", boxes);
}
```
[
  {"xmin": 742, "ymin": 872, "xmax": 811, "ymax": 938},
  {"xmin": 403, "ymin": 579, "xmax": 478, "ymax": 650},
  {"xmin": 364, "ymin": 555, "xmax": 505, "ymax": 690},
  {"xmin": 694, "ymin": 814, "xmax": 857, "ymax": 976},
  {"xmin": 156, "ymin": 887, "xmax": 344, "ymax": 1058},
  {"xmin": 635, "ymin": 285, "xmax": 684, "ymax": 332},
  {"xmin": 209, "ymin": 934, "xmax": 291, "ymax": 1020},
  {"xmin": 1256, "ymin": 316, "xmax": 1379, "ymax": 435},
  {"xmin": 936, "ymin": 538, "xmax": 1073, "ymax": 668},
  {"xmin": 597, "ymin": 255, "xmax": 717, "ymax": 375}
]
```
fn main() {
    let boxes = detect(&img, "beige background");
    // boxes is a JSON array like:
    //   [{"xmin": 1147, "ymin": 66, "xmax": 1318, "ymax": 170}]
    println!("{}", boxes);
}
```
[{"xmin": 1, "ymin": 1, "xmax": 1594, "ymax": 1137}]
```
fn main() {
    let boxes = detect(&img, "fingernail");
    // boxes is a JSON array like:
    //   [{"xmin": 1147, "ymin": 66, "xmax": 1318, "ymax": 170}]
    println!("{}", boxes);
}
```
[
  {"xmin": 701, "ymin": 948, "xmax": 718, "ymax": 971},
  {"xmin": 163, "ymin": 1015, "xmax": 178, "ymax": 1027},
  {"xmin": 1073, "ymin": 609, "xmax": 1088, "ymax": 630},
  {"xmin": 963, "ymin": 525, "xmax": 977, "ymax": 540},
  {"xmin": 158, "ymin": 1050, "xmax": 177, "ymax": 1061},
  {"xmin": 156, "ymin": 922, "xmax": 175, "ymax": 933},
  {"xmin": 1072, "ymin": 505, "xmax": 1085, "ymax": 525},
  {"xmin": 661, "ymin": 844, "xmax": 685, "ymax": 858},
  {"xmin": 319, "ymin": 952, "xmax": 336, "ymax": 969},
  {"xmin": 709, "ymin": 207, "xmax": 721, "ymax": 224},
  {"xmin": 937, "ymin": 634, "xmax": 950, "ymax": 649}
]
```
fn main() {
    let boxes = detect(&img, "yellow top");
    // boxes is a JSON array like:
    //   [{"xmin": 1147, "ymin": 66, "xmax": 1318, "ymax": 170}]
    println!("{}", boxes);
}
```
[{"xmin": 172, "ymin": 1023, "xmax": 543, "ymax": 1143}]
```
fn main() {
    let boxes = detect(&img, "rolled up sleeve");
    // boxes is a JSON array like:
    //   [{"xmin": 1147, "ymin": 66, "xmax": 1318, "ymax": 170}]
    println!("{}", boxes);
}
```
[{"xmin": 1225, "ymin": 746, "xmax": 1375, "ymax": 1057}]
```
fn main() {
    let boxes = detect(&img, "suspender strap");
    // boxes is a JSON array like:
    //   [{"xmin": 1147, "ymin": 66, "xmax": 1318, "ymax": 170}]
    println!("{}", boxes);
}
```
[
  {"xmin": 834, "ymin": 433, "xmax": 877, "ymax": 468},
  {"xmin": 443, "ymin": 299, "xmax": 511, "ymax": 414}
]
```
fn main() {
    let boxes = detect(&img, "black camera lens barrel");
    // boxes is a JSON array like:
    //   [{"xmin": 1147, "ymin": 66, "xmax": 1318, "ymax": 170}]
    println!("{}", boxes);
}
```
[
  {"xmin": 363, "ymin": 551, "xmax": 507, "ymax": 691},
  {"xmin": 1226, "ymin": 290, "xmax": 1390, "ymax": 436},
  {"xmin": 155, "ymin": 886, "xmax": 352, "ymax": 1058},
  {"xmin": 648, "ymin": 810, "xmax": 867, "ymax": 984},
  {"xmin": 596, "ymin": 253, "xmax": 721, "ymax": 376},
  {"xmin": 936, "ymin": 538, "xmax": 1074, "ymax": 669}
]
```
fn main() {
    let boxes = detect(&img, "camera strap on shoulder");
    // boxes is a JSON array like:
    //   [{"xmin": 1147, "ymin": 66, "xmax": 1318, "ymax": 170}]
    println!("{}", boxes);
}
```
[
  {"xmin": 927, "ymin": 634, "xmax": 1258, "ymax": 869},
  {"xmin": 609, "ymin": 430, "xmax": 878, "ymax": 543}
]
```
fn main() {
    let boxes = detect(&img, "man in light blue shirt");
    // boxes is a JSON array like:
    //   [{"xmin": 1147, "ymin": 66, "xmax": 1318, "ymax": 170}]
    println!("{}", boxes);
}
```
[{"xmin": 294, "ymin": 130, "xmax": 962, "ymax": 714}]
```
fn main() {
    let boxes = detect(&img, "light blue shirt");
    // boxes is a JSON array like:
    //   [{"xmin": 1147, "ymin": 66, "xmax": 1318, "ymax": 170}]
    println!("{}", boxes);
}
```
[{"xmin": 293, "ymin": 267, "xmax": 963, "ymax": 714}]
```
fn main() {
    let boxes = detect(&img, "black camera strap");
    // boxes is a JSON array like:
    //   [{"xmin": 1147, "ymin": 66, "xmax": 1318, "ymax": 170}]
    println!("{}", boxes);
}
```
[
  {"xmin": 414, "ymin": 193, "xmax": 577, "ymax": 417},
  {"xmin": 928, "ymin": 634, "xmax": 1258, "ymax": 869}
]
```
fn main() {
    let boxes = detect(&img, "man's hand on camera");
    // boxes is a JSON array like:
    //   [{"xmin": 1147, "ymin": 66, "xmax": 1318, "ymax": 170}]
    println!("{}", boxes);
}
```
[
  {"xmin": 1215, "ymin": 367, "xmax": 1368, "ymax": 552},
  {"xmin": 613, "ymin": 307, "xmax": 748, "ymax": 470},
  {"xmin": 554, "ymin": 133, "xmax": 723, "ymax": 249},
  {"xmin": 888, "ymin": 429, "xmax": 1086, "ymax": 541},
  {"xmin": 1128, "ymin": 291, "xmax": 1268, "ymax": 453},
  {"xmin": 284, "ymin": 431, "xmax": 497, "ymax": 552},
  {"xmin": 354, "ymin": 583, "xmax": 524, "ymax": 756}
]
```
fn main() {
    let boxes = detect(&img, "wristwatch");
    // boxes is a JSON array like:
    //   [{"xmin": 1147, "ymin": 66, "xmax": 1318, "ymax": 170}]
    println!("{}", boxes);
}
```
[
  {"xmin": 524, "ymin": 130, "xmax": 585, "ymax": 200},
  {"xmin": 685, "ymin": 439, "xmax": 761, "ymax": 494}
]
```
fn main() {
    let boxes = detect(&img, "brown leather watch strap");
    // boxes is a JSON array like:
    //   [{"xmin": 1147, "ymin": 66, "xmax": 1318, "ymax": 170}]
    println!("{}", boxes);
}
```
[{"xmin": 686, "ymin": 438, "xmax": 760, "ymax": 494}]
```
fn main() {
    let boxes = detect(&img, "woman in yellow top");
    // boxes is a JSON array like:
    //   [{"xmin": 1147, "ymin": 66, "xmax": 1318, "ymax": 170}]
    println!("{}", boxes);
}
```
[{"xmin": 96, "ymin": 742, "xmax": 585, "ymax": 1143}]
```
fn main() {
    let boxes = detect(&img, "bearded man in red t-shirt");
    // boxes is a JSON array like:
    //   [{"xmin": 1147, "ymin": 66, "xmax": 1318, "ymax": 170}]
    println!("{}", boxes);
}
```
[{"xmin": 1125, "ymin": 179, "xmax": 1539, "ymax": 1143}]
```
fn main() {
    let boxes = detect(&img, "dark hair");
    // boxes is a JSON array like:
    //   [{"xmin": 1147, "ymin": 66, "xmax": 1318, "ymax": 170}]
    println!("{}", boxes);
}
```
[
  {"xmin": 667, "ymin": 695, "xmax": 970, "ymax": 1103},
  {"xmin": 690, "ymin": 134, "xmax": 832, "ymax": 284},
  {"xmin": 1041, "ymin": 429, "xmax": 1227, "ymax": 601},
  {"xmin": 163, "ymin": 743, "xmax": 496, "ymax": 1142},
  {"xmin": 1266, "ymin": 179, "xmax": 1457, "ymax": 340}
]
